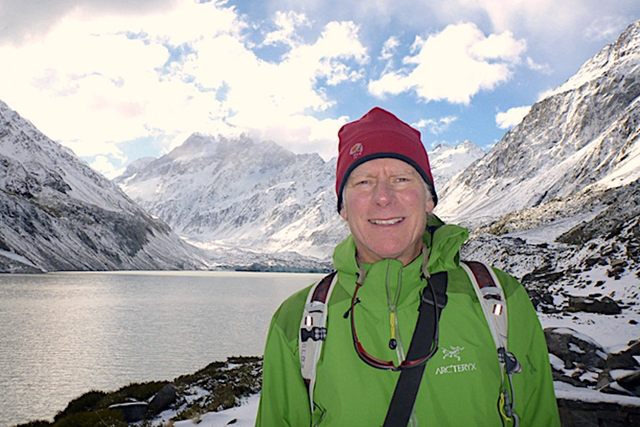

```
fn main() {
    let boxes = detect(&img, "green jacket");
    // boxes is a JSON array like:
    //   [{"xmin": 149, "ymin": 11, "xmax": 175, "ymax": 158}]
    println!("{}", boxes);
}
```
[{"xmin": 256, "ymin": 223, "xmax": 560, "ymax": 426}]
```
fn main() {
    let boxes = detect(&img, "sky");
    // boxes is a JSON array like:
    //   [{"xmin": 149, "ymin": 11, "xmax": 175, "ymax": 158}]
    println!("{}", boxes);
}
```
[{"xmin": 0, "ymin": 0, "xmax": 639, "ymax": 179}]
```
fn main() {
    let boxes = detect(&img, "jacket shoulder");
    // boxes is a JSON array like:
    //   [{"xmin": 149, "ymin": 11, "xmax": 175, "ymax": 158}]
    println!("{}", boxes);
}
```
[{"xmin": 270, "ymin": 282, "xmax": 314, "ymax": 343}]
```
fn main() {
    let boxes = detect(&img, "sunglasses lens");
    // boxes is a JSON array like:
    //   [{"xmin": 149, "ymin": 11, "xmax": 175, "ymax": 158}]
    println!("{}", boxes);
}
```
[{"xmin": 356, "ymin": 342, "xmax": 395, "ymax": 369}]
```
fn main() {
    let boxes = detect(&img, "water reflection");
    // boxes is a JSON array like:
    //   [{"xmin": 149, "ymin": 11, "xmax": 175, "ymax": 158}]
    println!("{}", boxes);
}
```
[{"xmin": 0, "ymin": 271, "xmax": 321, "ymax": 426}]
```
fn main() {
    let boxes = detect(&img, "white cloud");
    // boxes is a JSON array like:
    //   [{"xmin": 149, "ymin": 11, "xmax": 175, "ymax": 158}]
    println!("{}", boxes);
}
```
[
  {"xmin": 368, "ymin": 23, "xmax": 526, "ymax": 104},
  {"xmin": 2, "ymin": 0, "xmax": 638, "ymax": 171},
  {"xmin": 496, "ymin": 105, "xmax": 531, "ymax": 129},
  {"xmin": 584, "ymin": 15, "xmax": 631, "ymax": 42},
  {"xmin": 526, "ymin": 57, "xmax": 552, "ymax": 75},
  {"xmin": 0, "ymin": 0, "xmax": 179, "ymax": 45},
  {"xmin": 414, "ymin": 116, "xmax": 458, "ymax": 135},
  {"xmin": 263, "ymin": 11, "xmax": 310, "ymax": 47},
  {"xmin": 90, "ymin": 155, "xmax": 124, "ymax": 180},
  {"xmin": 0, "ymin": 1, "xmax": 241, "ymax": 159},
  {"xmin": 380, "ymin": 36, "xmax": 400, "ymax": 61},
  {"xmin": 185, "ymin": 19, "xmax": 367, "ymax": 135},
  {"xmin": 0, "ymin": 2, "xmax": 368, "ymax": 167}
]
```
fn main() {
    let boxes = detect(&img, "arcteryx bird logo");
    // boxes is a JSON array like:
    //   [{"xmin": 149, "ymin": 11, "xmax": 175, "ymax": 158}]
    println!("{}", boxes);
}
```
[
  {"xmin": 436, "ymin": 345, "xmax": 477, "ymax": 375},
  {"xmin": 442, "ymin": 345, "xmax": 464, "ymax": 361}
]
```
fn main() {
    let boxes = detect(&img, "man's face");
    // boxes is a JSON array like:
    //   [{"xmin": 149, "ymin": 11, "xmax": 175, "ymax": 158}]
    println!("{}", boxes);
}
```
[{"xmin": 340, "ymin": 158, "xmax": 435, "ymax": 266}]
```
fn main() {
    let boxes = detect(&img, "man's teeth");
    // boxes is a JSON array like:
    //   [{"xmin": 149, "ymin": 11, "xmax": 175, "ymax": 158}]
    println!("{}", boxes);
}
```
[{"xmin": 369, "ymin": 218, "xmax": 403, "ymax": 225}]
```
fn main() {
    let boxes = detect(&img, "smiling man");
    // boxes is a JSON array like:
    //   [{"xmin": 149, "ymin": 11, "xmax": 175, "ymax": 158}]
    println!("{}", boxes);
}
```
[
  {"xmin": 256, "ymin": 107, "xmax": 560, "ymax": 427},
  {"xmin": 339, "ymin": 158, "xmax": 432, "ymax": 264}
]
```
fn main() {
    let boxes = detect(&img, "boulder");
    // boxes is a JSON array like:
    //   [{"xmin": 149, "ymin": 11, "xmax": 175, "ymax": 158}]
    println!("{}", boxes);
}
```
[
  {"xmin": 149, "ymin": 383, "xmax": 178, "ymax": 414},
  {"xmin": 545, "ymin": 327, "xmax": 607, "ymax": 370},
  {"xmin": 108, "ymin": 401, "xmax": 149, "ymax": 422},
  {"xmin": 617, "ymin": 370, "xmax": 640, "ymax": 396},
  {"xmin": 567, "ymin": 295, "xmax": 622, "ymax": 314},
  {"xmin": 558, "ymin": 398, "xmax": 640, "ymax": 427}
]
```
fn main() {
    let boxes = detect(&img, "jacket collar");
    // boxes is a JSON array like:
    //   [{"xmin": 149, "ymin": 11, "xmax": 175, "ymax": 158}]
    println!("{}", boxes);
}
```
[{"xmin": 333, "ymin": 216, "xmax": 468, "ymax": 277}]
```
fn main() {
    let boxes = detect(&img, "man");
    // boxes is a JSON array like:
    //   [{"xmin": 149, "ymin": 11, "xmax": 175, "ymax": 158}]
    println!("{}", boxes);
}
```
[{"xmin": 256, "ymin": 107, "xmax": 560, "ymax": 426}]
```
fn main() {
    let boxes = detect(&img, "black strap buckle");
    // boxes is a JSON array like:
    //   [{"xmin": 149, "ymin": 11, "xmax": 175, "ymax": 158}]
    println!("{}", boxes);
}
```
[
  {"xmin": 420, "ymin": 285, "xmax": 448, "ymax": 310},
  {"xmin": 301, "ymin": 327, "xmax": 327, "ymax": 342}
]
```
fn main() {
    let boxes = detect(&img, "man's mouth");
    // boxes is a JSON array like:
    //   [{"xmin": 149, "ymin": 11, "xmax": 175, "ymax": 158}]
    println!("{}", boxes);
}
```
[{"xmin": 369, "ymin": 217, "xmax": 404, "ymax": 225}]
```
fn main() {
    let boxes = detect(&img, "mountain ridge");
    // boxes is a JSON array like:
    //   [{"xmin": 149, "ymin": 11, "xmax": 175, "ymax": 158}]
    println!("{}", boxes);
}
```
[
  {"xmin": 0, "ymin": 99, "xmax": 206, "ymax": 273},
  {"xmin": 435, "ymin": 20, "xmax": 640, "ymax": 226}
]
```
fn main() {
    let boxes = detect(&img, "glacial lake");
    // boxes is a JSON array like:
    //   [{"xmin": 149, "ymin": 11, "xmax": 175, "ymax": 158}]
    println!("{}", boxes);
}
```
[{"xmin": 0, "ymin": 270, "xmax": 323, "ymax": 427}]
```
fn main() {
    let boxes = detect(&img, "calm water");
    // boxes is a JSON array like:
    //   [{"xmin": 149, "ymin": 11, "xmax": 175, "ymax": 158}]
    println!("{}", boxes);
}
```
[{"xmin": 0, "ymin": 271, "xmax": 322, "ymax": 427}]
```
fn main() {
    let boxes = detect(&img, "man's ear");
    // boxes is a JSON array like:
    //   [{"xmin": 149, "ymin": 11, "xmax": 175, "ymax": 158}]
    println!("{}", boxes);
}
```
[
  {"xmin": 426, "ymin": 199, "xmax": 435, "ymax": 214},
  {"xmin": 340, "ymin": 206, "xmax": 348, "ymax": 220}
]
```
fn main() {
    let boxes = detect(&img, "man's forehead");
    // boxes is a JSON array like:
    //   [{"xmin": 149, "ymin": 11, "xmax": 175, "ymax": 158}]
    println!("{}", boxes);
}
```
[{"xmin": 349, "ymin": 158, "xmax": 419, "ymax": 177}]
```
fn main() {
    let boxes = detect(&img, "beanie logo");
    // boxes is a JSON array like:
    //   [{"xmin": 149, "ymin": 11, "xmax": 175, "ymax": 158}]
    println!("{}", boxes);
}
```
[{"xmin": 349, "ymin": 142, "xmax": 364, "ymax": 159}]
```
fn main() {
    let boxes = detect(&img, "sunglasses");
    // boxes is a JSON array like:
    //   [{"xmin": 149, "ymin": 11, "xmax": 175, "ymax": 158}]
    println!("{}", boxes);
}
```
[{"xmin": 348, "ymin": 276, "xmax": 440, "ymax": 371}]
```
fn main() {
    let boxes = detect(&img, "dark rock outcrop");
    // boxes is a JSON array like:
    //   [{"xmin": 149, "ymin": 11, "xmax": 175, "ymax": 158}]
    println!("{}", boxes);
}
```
[
  {"xmin": 557, "ymin": 398, "xmax": 640, "ymax": 427},
  {"xmin": 567, "ymin": 295, "xmax": 623, "ymax": 315}
]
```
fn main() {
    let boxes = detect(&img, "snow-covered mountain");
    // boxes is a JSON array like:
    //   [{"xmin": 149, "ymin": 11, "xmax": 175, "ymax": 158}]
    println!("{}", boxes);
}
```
[
  {"xmin": 115, "ymin": 134, "xmax": 344, "ymax": 270},
  {"xmin": 115, "ymin": 134, "xmax": 481, "ymax": 269},
  {"xmin": 435, "ymin": 20, "xmax": 640, "ymax": 227},
  {"xmin": 0, "ymin": 100, "xmax": 206, "ymax": 273},
  {"xmin": 429, "ymin": 21, "xmax": 640, "ymax": 340},
  {"xmin": 429, "ymin": 140, "xmax": 485, "ymax": 191},
  {"xmin": 442, "ymin": 21, "xmax": 640, "ymax": 401}
]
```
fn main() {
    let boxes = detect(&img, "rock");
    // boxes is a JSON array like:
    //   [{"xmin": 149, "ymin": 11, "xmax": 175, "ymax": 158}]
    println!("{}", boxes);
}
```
[
  {"xmin": 617, "ymin": 370, "xmax": 640, "ymax": 396},
  {"xmin": 108, "ymin": 401, "xmax": 149, "ymax": 422},
  {"xmin": 607, "ymin": 344, "xmax": 640, "ymax": 370},
  {"xmin": 542, "ymin": 326, "xmax": 640, "ymax": 398},
  {"xmin": 149, "ymin": 383, "xmax": 178, "ymax": 414},
  {"xmin": 567, "ymin": 295, "xmax": 622, "ymax": 314},
  {"xmin": 527, "ymin": 287, "xmax": 557, "ymax": 312},
  {"xmin": 521, "ymin": 264, "xmax": 565, "ymax": 285},
  {"xmin": 557, "ymin": 398, "xmax": 640, "ymax": 427},
  {"xmin": 545, "ymin": 327, "xmax": 607, "ymax": 371},
  {"xmin": 603, "ymin": 341, "xmax": 640, "ymax": 397},
  {"xmin": 611, "ymin": 259, "xmax": 629, "ymax": 268}
]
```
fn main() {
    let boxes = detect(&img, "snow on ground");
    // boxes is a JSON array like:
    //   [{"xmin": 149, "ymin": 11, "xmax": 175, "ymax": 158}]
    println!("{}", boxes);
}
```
[
  {"xmin": 554, "ymin": 382, "xmax": 640, "ymax": 406},
  {"xmin": 505, "ymin": 209, "xmax": 603, "ymax": 245},
  {"xmin": 153, "ymin": 304, "xmax": 640, "ymax": 426},
  {"xmin": 540, "ymin": 310, "xmax": 639, "ymax": 352},
  {"xmin": 173, "ymin": 378, "xmax": 640, "ymax": 427},
  {"xmin": 172, "ymin": 394, "xmax": 260, "ymax": 427}
]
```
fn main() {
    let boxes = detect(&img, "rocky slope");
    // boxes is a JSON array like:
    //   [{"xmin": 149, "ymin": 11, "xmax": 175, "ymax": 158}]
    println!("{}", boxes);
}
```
[
  {"xmin": 435, "ymin": 20, "xmax": 640, "ymax": 227},
  {"xmin": 429, "ymin": 140, "xmax": 485, "ymax": 191},
  {"xmin": 0, "ymin": 100, "xmax": 206, "ymax": 273}
]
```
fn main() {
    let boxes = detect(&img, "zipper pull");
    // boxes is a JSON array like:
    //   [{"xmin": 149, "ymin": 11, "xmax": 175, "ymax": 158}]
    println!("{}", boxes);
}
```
[{"xmin": 389, "ymin": 313, "xmax": 397, "ymax": 349}]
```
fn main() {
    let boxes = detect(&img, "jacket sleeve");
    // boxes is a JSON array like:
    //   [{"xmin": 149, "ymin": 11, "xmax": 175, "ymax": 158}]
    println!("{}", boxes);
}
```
[
  {"xmin": 497, "ymin": 269, "xmax": 561, "ymax": 427},
  {"xmin": 255, "ymin": 300, "xmax": 312, "ymax": 427}
]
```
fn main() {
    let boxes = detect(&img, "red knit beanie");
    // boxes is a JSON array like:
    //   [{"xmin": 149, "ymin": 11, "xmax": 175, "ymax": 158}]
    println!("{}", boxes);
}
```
[{"xmin": 336, "ymin": 107, "xmax": 437, "ymax": 212}]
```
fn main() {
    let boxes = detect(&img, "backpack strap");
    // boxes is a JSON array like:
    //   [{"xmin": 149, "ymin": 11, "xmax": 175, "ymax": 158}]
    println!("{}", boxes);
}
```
[
  {"xmin": 461, "ymin": 261, "xmax": 522, "ymax": 427},
  {"xmin": 299, "ymin": 263, "xmax": 522, "ymax": 426},
  {"xmin": 299, "ymin": 271, "xmax": 338, "ymax": 414},
  {"xmin": 382, "ymin": 271, "xmax": 448, "ymax": 427}
]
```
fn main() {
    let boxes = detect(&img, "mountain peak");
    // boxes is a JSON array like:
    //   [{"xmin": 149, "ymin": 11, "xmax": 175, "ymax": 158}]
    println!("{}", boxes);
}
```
[
  {"xmin": 551, "ymin": 19, "xmax": 640, "ymax": 97},
  {"xmin": 435, "ymin": 21, "xmax": 640, "ymax": 225},
  {"xmin": 429, "ymin": 141, "xmax": 485, "ymax": 191}
]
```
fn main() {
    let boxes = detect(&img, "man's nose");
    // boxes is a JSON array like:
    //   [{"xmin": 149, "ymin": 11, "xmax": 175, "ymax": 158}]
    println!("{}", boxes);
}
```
[{"xmin": 373, "ymin": 181, "xmax": 393, "ymax": 206}]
